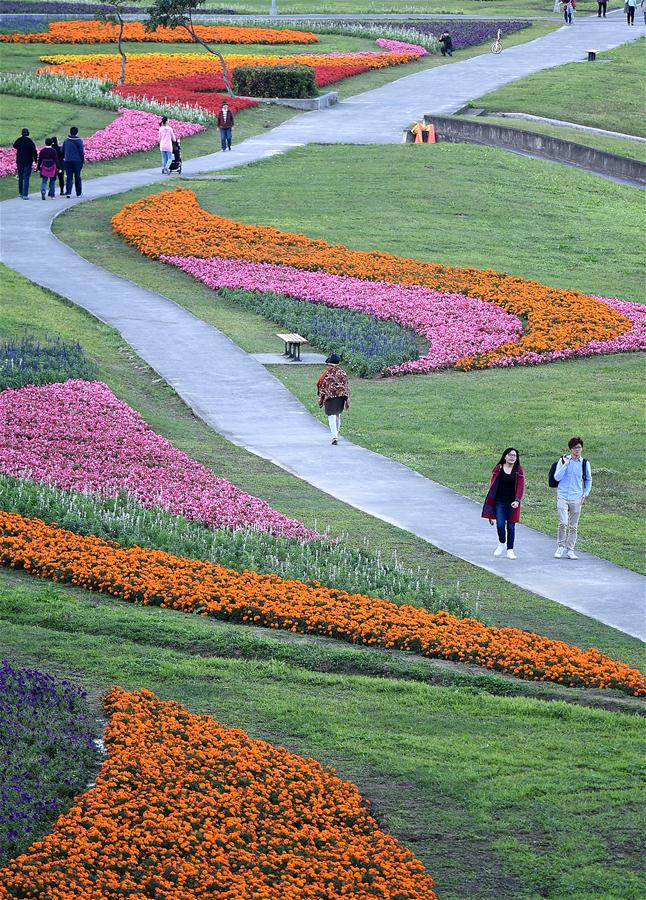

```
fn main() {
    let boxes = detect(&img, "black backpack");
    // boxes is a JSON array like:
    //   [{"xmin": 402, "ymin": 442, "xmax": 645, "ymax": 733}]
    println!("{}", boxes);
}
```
[{"xmin": 548, "ymin": 457, "xmax": 588, "ymax": 488}]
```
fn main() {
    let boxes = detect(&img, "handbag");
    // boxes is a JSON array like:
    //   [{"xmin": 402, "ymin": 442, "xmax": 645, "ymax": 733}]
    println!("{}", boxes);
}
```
[{"xmin": 40, "ymin": 159, "xmax": 57, "ymax": 178}]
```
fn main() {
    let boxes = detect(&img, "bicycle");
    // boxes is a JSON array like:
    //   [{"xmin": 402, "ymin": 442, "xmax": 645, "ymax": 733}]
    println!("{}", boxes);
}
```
[{"xmin": 491, "ymin": 29, "xmax": 503, "ymax": 54}]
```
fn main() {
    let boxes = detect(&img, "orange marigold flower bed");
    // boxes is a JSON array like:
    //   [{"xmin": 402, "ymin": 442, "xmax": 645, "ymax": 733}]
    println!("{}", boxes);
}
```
[
  {"xmin": 1, "ymin": 20, "xmax": 318, "ymax": 45},
  {"xmin": 110, "ymin": 189, "xmax": 631, "ymax": 367},
  {"xmin": 0, "ymin": 686, "xmax": 437, "ymax": 898},
  {"xmin": 1, "ymin": 511, "xmax": 644, "ymax": 696},
  {"xmin": 38, "ymin": 49, "xmax": 420, "ymax": 85}
]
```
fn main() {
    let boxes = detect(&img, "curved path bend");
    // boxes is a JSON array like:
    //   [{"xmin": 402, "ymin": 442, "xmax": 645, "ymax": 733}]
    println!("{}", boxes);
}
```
[{"xmin": 1, "ymin": 15, "xmax": 644, "ymax": 640}]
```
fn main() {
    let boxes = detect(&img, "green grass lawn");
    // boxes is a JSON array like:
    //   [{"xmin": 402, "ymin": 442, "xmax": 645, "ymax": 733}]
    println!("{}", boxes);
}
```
[
  {"xmin": 472, "ymin": 38, "xmax": 646, "ymax": 137},
  {"xmin": 3, "ymin": 263, "xmax": 644, "ymax": 669},
  {"xmin": 1, "ymin": 569, "xmax": 644, "ymax": 900},
  {"xmin": 460, "ymin": 114, "xmax": 646, "ymax": 162},
  {"xmin": 53, "ymin": 144, "xmax": 646, "ymax": 572}
]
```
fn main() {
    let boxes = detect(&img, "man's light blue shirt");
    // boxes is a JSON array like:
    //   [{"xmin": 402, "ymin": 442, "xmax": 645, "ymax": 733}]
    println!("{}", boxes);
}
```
[{"xmin": 555, "ymin": 456, "xmax": 592, "ymax": 500}]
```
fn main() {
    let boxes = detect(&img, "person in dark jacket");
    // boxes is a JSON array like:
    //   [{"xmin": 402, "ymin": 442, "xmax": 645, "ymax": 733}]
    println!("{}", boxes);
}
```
[
  {"xmin": 13, "ymin": 128, "xmax": 38, "ymax": 199},
  {"xmin": 62, "ymin": 126, "xmax": 85, "ymax": 198},
  {"xmin": 217, "ymin": 102, "xmax": 235, "ymax": 151},
  {"xmin": 481, "ymin": 448, "xmax": 525, "ymax": 559},
  {"xmin": 37, "ymin": 138, "xmax": 59, "ymax": 199},
  {"xmin": 51, "ymin": 136, "xmax": 65, "ymax": 196},
  {"xmin": 438, "ymin": 32, "xmax": 454, "ymax": 57}
]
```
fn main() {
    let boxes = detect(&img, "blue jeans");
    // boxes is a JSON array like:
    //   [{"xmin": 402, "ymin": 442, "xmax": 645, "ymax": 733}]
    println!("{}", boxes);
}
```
[
  {"xmin": 17, "ymin": 164, "xmax": 32, "ymax": 197},
  {"xmin": 495, "ymin": 500, "xmax": 515, "ymax": 549},
  {"xmin": 220, "ymin": 127, "xmax": 232, "ymax": 150},
  {"xmin": 41, "ymin": 175, "xmax": 56, "ymax": 197},
  {"xmin": 161, "ymin": 149, "xmax": 172, "ymax": 170},
  {"xmin": 65, "ymin": 161, "xmax": 83, "ymax": 196}
]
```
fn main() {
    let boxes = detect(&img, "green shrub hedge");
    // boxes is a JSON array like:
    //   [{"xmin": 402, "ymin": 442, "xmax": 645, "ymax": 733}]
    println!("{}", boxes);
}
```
[{"xmin": 233, "ymin": 64, "xmax": 317, "ymax": 99}]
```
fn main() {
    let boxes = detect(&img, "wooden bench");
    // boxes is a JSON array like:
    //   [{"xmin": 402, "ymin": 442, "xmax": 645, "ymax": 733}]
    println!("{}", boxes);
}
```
[{"xmin": 277, "ymin": 332, "xmax": 308, "ymax": 361}]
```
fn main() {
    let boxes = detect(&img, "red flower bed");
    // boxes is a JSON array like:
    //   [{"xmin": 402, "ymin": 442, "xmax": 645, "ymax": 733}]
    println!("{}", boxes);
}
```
[
  {"xmin": 113, "ymin": 73, "xmax": 257, "ymax": 116},
  {"xmin": 112, "ymin": 63, "xmax": 374, "ymax": 114}
]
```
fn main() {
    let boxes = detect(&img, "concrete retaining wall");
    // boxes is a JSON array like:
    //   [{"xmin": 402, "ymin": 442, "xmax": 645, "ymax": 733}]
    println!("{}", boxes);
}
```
[{"xmin": 404, "ymin": 115, "xmax": 646, "ymax": 186}]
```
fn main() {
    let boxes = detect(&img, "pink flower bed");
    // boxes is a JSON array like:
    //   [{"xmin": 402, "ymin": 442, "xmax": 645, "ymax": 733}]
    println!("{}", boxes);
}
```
[
  {"xmin": 490, "ymin": 296, "xmax": 646, "ymax": 367},
  {"xmin": 375, "ymin": 38, "xmax": 428, "ymax": 56},
  {"xmin": 0, "ymin": 380, "xmax": 321, "ymax": 540},
  {"xmin": 161, "ymin": 255, "xmax": 523, "ymax": 374},
  {"xmin": 0, "ymin": 108, "xmax": 204, "ymax": 177}
]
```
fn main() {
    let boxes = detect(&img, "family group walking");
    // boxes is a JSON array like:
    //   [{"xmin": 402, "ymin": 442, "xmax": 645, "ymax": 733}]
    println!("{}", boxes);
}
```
[
  {"xmin": 13, "ymin": 126, "xmax": 84, "ymax": 199},
  {"xmin": 481, "ymin": 437, "xmax": 592, "ymax": 560}
]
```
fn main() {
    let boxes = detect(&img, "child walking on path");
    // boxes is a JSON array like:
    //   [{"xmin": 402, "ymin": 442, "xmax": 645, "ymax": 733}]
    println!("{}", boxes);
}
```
[
  {"xmin": 482, "ymin": 448, "xmax": 525, "ymax": 559},
  {"xmin": 316, "ymin": 355, "xmax": 350, "ymax": 445}
]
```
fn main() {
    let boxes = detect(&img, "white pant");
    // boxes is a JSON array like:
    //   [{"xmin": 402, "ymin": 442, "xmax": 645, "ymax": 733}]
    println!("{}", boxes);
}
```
[
  {"xmin": 557, "ymin": 497, "xmax": 583, "ymax": 549},
  {"xmin": 328, "ymin": 414, "xmax": 341, "ymax": 438}
]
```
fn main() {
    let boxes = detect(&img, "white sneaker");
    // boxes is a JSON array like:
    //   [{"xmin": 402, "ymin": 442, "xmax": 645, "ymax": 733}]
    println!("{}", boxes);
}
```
[
  {"xmin": 493, "ymin": 543, "xmax": 506, "ymax": 557},
  {"xmin": 554, "ymin": 547, "xmax": 565, "ymax": 558},
  {"xmin": 506, "ymin": 549, "xmax": 517, "ymax": 559},
  {"xmin": 566, "ymin": 550, "xmax": 578, "ymax": 560}
]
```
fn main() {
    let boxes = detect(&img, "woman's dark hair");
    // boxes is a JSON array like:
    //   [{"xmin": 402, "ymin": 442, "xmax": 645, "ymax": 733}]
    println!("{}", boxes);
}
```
[
  {"xmin": 568, "ymin": 436, "xmax": 583, "ymax": 449},
  {"xmin": 497, "ymin": 447, "xmax": 521, "ymax": 471},
  {"xmin": 51, "ymin": 136, "xmax": 59, "ymax": 146},
  {"xmin": 160, "ymin": 116, "xmax": 168, "ymax": 125}
]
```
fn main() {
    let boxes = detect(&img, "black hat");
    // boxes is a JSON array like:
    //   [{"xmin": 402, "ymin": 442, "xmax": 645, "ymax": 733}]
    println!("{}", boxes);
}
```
[{"xmin": 325, "ymin": 354, "xmax": 340, "ymax": 364}]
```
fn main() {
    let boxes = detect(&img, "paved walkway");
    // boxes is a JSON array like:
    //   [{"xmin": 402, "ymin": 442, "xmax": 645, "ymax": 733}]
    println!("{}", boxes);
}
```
[{"xmin": 1, "ymin": 15, "xmax": 644, "ymax": 640}]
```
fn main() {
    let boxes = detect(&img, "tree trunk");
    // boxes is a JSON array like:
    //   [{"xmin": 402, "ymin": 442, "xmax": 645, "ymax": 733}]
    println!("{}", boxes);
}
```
[
  {"xmin": 117, "ymin": 13, "xmax": 126, "ymax": 86},
  {"xmin": 183, "ymin": 24, "xmax": 234, "ymax": 96}
]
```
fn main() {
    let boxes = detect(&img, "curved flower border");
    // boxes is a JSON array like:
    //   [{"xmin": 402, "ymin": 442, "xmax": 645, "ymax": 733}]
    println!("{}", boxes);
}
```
[
  {"xmin": 111, "ymin": 189, "xmax": 641, "ymax": 370},
  {"xmin": 1, "ymin": 511, "xmax": 643, "ymax": 696}
]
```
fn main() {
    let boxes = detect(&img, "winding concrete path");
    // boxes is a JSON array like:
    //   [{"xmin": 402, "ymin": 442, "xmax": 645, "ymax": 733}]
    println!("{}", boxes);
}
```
[{"xmin": 1, "ymin": 14, "xmax": 645, "ymax": 640}]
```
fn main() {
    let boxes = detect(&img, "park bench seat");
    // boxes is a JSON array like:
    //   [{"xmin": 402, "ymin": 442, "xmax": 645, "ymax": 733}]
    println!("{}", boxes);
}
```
[{"xmin": 277, "ymin": 332, "xmax": 308, "ymax": 361}]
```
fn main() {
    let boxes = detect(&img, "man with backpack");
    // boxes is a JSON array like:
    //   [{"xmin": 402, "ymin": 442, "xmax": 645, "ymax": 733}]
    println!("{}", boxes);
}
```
[{"xmin": 551, "ymin": 437, "xmax": 591, "ymax": 559}]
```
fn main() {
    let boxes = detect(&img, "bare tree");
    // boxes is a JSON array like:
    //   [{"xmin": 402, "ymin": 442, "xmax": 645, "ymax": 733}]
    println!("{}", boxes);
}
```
[
  {"xmin": 97, "ymin": 1, "xmax": 129, "ymax": 86},
  {"xmin": 147, "ymin": 0, "xmax": 233, "ymax": 95}
]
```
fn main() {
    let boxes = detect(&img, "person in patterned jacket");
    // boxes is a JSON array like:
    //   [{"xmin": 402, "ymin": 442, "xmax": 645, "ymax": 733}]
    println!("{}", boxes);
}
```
[{"xmin": 316, "ymin": 354, "xmax": 350, "ymax": 446}]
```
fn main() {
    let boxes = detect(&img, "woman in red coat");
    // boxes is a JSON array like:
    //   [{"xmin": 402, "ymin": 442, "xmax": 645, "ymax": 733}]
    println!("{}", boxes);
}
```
[{"xmin": 481, "ymin": 448, "xmax": 524, "ymax": 559}]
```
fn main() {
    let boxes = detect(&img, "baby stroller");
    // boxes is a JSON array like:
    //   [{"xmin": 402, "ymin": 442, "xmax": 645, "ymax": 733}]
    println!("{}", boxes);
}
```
[{"xmin": 169, "ymin": 139, "xmax": 182, "ymax": 174}]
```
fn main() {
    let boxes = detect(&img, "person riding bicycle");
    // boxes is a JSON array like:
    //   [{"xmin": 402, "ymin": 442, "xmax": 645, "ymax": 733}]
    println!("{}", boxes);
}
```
[{"xmin": 438, "ymin": 32, "xmax": 453, "ymax": 57}]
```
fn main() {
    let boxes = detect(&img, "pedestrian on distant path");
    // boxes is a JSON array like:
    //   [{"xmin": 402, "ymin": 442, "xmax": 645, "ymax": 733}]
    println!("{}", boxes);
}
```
[
  {"xmin": 438, "ymin": 32, "xmax": 454, "ymax": 57},
  {"xmin": 217, "ymin": 101, "xmax": 235, "ymax": 151},
  {"xmin": 158, "ymin": 116, "xmax": 176, "ymax": 174},
  {"xmin": 597, "ymin": 0, "xmax": 607, "ymax": 16},
  {"xmin": 625, "ymin": 0, "xmax": 637, "ymax": 23},
  {"xmin": 62, "ymin": 126, "xmax": 84, "ymax": 198},
  {"xmin": 51, "ymin": 136, "xmax": 65, "ymax": 196},
  {"xmin": 481, "ymin": 448, "xmax": 525, "ymax": 560},
  {"xmin": 553, "ymin": 436, "xmax": 592, "ymax": 560},
  {"xmin": 553, "ymin": 0, "xmax": 561, "ymax": 12},
  {"xmin": 562, "ymin": 0, "xmax": 574, "ymax": 24},
  {"xmin": 317, "ymin": 354, "xmax": 350, "ymax": 446},
  {"xmin": 641, "ymin": 0, "xmax": 646, "ymax": 24},
  {"xmin": 13, "ymin": 128, "xmax": 37, "ymax": 200},
  {"xmin": 37, "ymin": 137, "xmax": 59, "ymax": 200}
]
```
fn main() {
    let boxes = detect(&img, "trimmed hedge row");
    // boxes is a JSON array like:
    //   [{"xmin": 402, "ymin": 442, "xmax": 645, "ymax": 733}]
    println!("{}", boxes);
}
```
[{"xmin": 232, "ymin": 64, "xmax": 317, "ymax": 99}]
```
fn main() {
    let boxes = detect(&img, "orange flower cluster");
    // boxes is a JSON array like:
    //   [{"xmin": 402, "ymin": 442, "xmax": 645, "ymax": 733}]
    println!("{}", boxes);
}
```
[
  {"xmin": 39, "ymin": 48, "xmax": 419, "ymax": 85},
  {"xmin": 2, "ymin": 20, "xmax": 317, "ymax": 45},
  {"xmin": 1, "ymin": 511, "xmax": 644, "ymax": 696},
  {"xmin": 0, "ymin": 686, "xmax": 437, "ymax": 898},
  {"xmin": 111, "ymin": 190, "xmax": 631, "ymax": 366}
]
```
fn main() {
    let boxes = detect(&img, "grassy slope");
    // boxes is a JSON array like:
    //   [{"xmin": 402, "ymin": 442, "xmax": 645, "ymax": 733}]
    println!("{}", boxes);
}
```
[
  {"xmin": 460, "ymin": 114, "xmax": 646, "ymax": 162},
  {"xmin": 1, "ymin": 570, "xmax": 644, "ymax": 900},
  {"xmin": 4, "ymin": 263, "xmax": 644, "ymax": 668},
  {"xmin": 53, "ymin": 145, "xmax": 646, "ymax": 572},
  {"xmin": 472, "ymin": 38, "xmax": 646, "ymax": 137}
]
